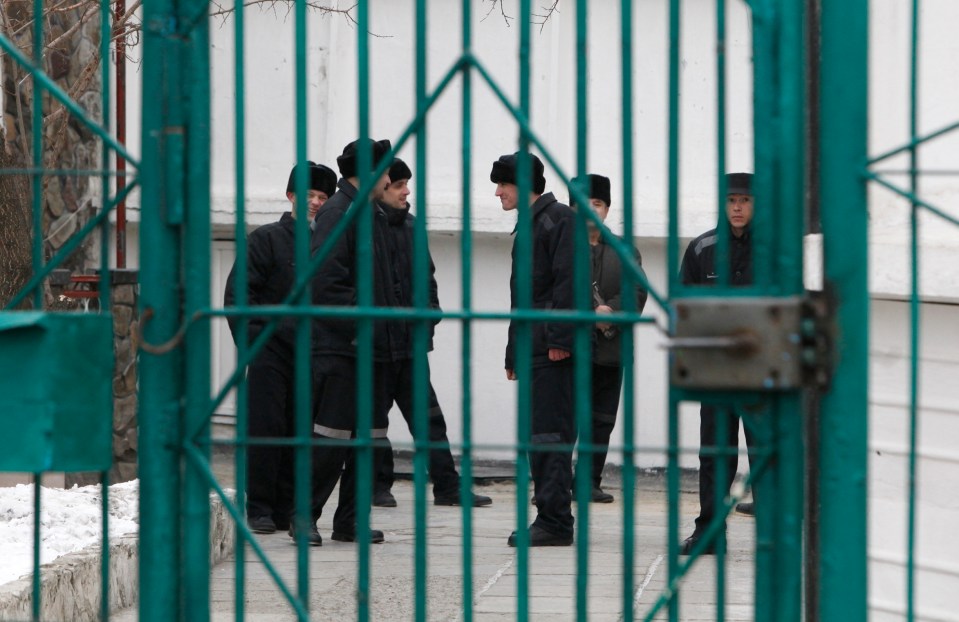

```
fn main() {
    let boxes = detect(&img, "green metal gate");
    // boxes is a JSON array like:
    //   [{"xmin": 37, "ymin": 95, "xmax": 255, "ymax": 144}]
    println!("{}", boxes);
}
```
[{"xmin": 2, "ymin": 0, "xmax": 924, "ymax": 620}]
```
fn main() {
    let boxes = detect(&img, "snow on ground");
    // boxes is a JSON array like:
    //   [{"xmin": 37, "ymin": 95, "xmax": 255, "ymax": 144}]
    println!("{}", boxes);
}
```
[{"xmin": 0, "ymin": 480, "xmax": 140, "ymax": 586}]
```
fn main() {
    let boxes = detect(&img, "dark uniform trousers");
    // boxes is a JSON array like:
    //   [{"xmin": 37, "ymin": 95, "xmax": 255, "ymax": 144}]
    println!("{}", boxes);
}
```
[
  {"xmin": 530, "ymin": 363, "xmax": 576, "ymax": 538},
  {"xmin": 574, "ymin": 363, "xmax": 624, "ymax": 487},
  {"xmin": 374, "ymin": 359, "xmax": 460, "ymax": 497},
  {"xmin": 309, "ymin": 354, "xmax": 390, "ymax": 533},
  {"xmin": 693, "ymin": 404, "xmax": 756, "ymax": 534}
]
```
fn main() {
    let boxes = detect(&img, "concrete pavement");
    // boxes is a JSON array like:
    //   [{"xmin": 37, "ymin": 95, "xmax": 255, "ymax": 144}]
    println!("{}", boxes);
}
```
[{"xmin": 113, "ymin": 475, "xmax": 756, "ymax": 621}]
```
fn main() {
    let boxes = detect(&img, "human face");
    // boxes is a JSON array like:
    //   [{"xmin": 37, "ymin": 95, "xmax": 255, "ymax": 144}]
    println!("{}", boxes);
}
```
[
  {"xmin": 725, "ymin": 193, "xmax": 754, "ymax": 237},
  {"xmin": 382, "ymin": 178, "xmax": 411, "ymax": 209},
  {"xmin": 287, "ymin": 189, "xmax": 329, "ymax": 221},
  {"xmin": 368, "ymin": 171, "xmax": 391, "ymax": 202},
  {"xmin": 495, "ymin": 182, "xmax": 518, "ymax": 212}
]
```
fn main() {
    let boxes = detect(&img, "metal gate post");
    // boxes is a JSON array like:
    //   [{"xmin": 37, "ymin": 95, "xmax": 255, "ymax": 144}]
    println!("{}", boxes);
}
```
[
  {"xmin": 818, "ymin": 0, "xmax": 869, "ymax": 620},
  {"xmin": 138, "ymin": 0, "xmax": 186, "ymax": 618}
]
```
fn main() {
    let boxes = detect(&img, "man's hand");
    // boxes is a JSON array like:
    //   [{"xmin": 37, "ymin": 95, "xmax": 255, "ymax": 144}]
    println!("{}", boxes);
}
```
[
  {"xmin": 548, "ymin": 348, "xmax": 571, "ymax": 362},
  {"xmin": 595, "ymin": 304, "xmax": 613, "ymax": 332},
  {"xmin": 506, "ymin": 368, "xmax": 517, "ymax": 380}
]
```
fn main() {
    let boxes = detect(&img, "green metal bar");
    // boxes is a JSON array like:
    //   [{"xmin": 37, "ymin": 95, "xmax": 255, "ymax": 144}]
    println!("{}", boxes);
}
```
[
  {"xmin": 906, "ymin": 2, "xmax": 921, "ymax": 619},
  {"xmin": 181, "ymin": 0, "xmax": 213, "ymax": 616},
  {"xmin": 232, "ymin": 0, "xmax": 249, "ymax": 615},
  {"xmin": 356, "ymin": 2, "xmax": 373, "ymax": 619},
  {"xmin": 138, "ymin": 0, "xmax": 185, "ymax": 615},
  {"xmin": 32, "ymin": 474, "xmax": 40, "ymax": 621},
  {"xmin": 183, "ymin": 444, "xmax": 310, "ymax": 620},
  {"xmin": 100, "ymin": 470, "xmax": 111, "ymax": 622},
  {"xmin": 0, "ymin": 36, "xmax": 140, "ymax": 168},
  {"xmin": 413, "ymin": 2, "xmax": 430, "ymax": 620},
  {"xmin": 30, "ymin": 0, "xmax": 43, "ymax": 310},
  {"xmin": 863, "ymin": 172, "xmax": 959, "ymax": 228},
  {"xmin": 666, "ymin": 0, "xmax": 681, "ymax": 619},
  {"xmin": 4, "ymin": 180, "xmax": 139, "ymax": 310},
  {"xmin": 459, "ymin": 2, "xmax": 475, "ymax": 619},
  {"xmin": 818, "ymin": 0, "xmax": 869, "ymax": 618},
  {"xmin": 290, "ymin": 0, "xmax": 312, "ymax": 615},
  {"xmin": 619, "ymin": 0, "xmax": 637, "ymax": 619},
  {"xmin": 99, "ymin": 0, "xmax": 112, "ymax": 313},
  {"xmin": 866, "ymin": 119, "xmax": 959, "ymax": 166},
  {"xmin": 572, "ymin": 2, "xmax": 592, "ymax": 620},
  {"xmin": 515, "ymin": 0, "xmax": 533, "ymax": 617}
]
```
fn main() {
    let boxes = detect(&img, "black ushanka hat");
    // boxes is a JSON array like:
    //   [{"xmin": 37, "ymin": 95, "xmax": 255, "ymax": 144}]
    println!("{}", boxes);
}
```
[
  {"xmin": 336, "ymin": 138, "xmax": 393, "ymax": 178},
  {"xmin": 725, "ymin": 172, "xmax": 753, "ymax": 195},
  {"xmin": 388, "ymin": 158, "xmax": 413, "ymax": 183},
  {"xmin": 286, "ymin": 161, "xmax": 337, "ymax": 197},
  {"xmin": 489, "ymin": 152, "xmax": 546, "ymax": 195},
  {"xmin": 568, "ymin": 173, "xmax": 611, "ymax": 207}
]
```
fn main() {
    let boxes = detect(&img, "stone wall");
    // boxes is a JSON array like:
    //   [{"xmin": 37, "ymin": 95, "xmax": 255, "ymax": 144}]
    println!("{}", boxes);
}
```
[{"xmin": 1, "ymin": 0, "xmax": 103, "ymax": 282}]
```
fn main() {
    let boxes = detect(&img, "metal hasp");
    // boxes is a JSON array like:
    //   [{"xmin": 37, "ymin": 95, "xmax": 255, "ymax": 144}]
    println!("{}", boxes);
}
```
[{"xmin": 669, "ymin": 296, "xmax": 830, "ymax": 390}]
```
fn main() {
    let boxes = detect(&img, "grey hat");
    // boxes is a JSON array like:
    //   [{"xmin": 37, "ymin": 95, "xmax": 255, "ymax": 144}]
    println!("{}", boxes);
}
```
[{"xmin": 725, "ymin": 172, "xmax": 753, "ymax": 195}]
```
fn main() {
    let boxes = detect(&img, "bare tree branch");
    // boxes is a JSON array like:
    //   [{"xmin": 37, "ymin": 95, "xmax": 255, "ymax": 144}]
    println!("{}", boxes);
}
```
[{"xmin": 533, "ymin": 0, "xmax": 561, "ymax": 33}]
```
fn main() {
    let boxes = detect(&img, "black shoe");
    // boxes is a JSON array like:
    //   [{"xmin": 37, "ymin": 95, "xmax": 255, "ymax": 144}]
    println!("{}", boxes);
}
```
[
  {"xmin": 591, "ymin": 486, "xmax": 614, "ymax": 503},
  {"xmin": 735, "ymin": 502, "xmax": 754, "ymax": 516},
  {"xmin": 288, "ymin": 522, "xmax": 322, "ymax": 546},
  {"xmin": 373, "ymin": 490, "xmax": 397, "ymax": 508},
  {"xmin": 507, "ymin": 524, "xmax": 573, "ymax": 547},
  {"xmin": 331, "ymin": 529, "xmax": 385, "ymax": 544},
  {"xmin": 249, "ymin": 515, "xmax": 276, "ymax": 534},
  {"xmin": 679, "ymin": 533, "xmax": 716, "ymax": 555},
  {"xmin": 434, "ymin": 491, "xmax": 493, "ymax": 507}
]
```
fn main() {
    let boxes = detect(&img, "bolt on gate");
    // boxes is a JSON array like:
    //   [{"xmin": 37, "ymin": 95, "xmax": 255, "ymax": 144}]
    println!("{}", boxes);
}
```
[{"xmin": 0, "ymin": 0, "xmax": 915, "ymax": 620}]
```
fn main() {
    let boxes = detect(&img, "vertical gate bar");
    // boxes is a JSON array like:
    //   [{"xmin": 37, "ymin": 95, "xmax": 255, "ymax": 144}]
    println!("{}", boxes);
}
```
[
  {"xmin": 818, "ymin": 0, "xmax": 869, "ymax": 618},
  {"xmin": 182, "ymin": 0, "xmax": 213, "ymax": 616},
  {"xmin": 666, "ymin": 0, "xmax": 682, "ymax": 620},
  {"xmin": 30, "ymin": 0, "xmax": 42, "ymax": 309},
  {"xmin": 139, "ymin": 0, "xmax": 185, "ymax": 615},
  {"xmin": 714, "ymin": 2, "xmax": 729, "ymax": 616},
  {"xmin": 514, "ymin": 0, "xmax": 534, "ymax": 618},
  {"xmin": 100, "ymin": 470, "xmax": 111, "ymax": 621},
  {"xmin": 413, "ymin": 1, "xmax": 430, "ymax": 620},
  {"xmin": 459, "ymin": 3, "xmax": 475, "ymax": 619},
  {"xmin": 99, "ymin": 0, "xmax": 112, "ymax": 311},
  {"xmin": 291, "ymin": 0, "xmax": 312, "ymax": 614},
  {"xmin": 232, "ymin": 0, "xmax": 249, "ymax": 614},
  {"xmin": 31, "ymin": 474, "xmax": 40, "ymax": 621},
  {"xmin": 619, "ymin": 1, "xmax": 637, "ymax": 619},
  {"xmin": 573, "ymin": 1, "xmax": 592, "ymax": 619},
  {"xmin": 115, "ymin": 0, "xmax": 128, "ymax": 269},
  {"xmin": 355, "ymin": 2, "xmax": 373, "ymax": 619},
  {"xmin": 906, "ymin": 2, "xmax": 921, "ymax": 619}
]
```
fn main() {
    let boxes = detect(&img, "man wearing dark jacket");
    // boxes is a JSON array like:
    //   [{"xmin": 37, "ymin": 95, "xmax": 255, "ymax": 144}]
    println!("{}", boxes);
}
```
[
  {"xmin": 493, "ymin": 151, "xmax": 578, "ymax": 547},
  {"xmin": 223, "ymin": 161, "xmax": 336, "ymax": 537},
  {"xmin": 371, "ymin": 158, "xmax": 492, "ymax": 508},
  {"xmin": 679, "ymin": 172, "xmax": 757, "ymax": 555},
  {"xmin": 569, "ymin": 174, "xmax": 648, "ymax": 503},
  {"xmin": 308, "ymin": 138, "xmax": 396, "ymax": 546}
]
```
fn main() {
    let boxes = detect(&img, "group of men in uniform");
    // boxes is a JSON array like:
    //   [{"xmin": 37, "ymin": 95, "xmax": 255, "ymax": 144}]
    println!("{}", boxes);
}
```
[{"xmin": 226, "ymin": 136, "xmax": 756, "ymax": 552}]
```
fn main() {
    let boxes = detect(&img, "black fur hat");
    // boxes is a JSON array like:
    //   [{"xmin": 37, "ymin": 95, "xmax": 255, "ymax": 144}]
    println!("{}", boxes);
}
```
[
  {"xmin": 726, "ymin": 172, "xmax": 753, "ymax": 195},
  {"xmin": 336, "ymin": 138, "xmax": 392, "ymax": 178},
  {"xmin": 388, "ymin": 158, "xmax": 413, "ymax": 183},
  {"xmin": 286, "ymin": 161, "xmax": 337, "ymax": 197},
  {"xmin": 568, "ymin": 174, "xmax": 611, "ymax": 207},
  {"xmin": 489, "ymin": 152, "xmax": 546, "ymax": 195}
]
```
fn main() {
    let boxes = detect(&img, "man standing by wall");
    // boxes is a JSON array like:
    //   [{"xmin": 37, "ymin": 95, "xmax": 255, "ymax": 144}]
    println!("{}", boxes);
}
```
[
  {"xmin": 493, "ymin": 151, "xmax": 578, "ymax": 547},
  {"xmin": 309, "ymin": 138, "xmax": 396, "ymax": 545},
  {"xmin": 224, "ymin": 161, "xmax": 336, "ymax": 537},
  {"xmin": 568, "ymin": 174, "xmax": 648, "ymax": 503},
  {"xmin": 678, "ymin": 172, "xmax": 756, "ymax": 554},
  {"xmin": 372, "ymin": 158, "xmax": 492, "ymax": 508}
]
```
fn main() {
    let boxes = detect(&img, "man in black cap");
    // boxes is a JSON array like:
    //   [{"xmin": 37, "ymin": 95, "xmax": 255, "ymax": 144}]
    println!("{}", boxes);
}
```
[
  {"xmin": 224, "ymin": 161, "xmax": 337, "ymax": 538},
  {"xmin": 307, "ymin": 138, "xmax": 396, "ymax": 546},
  {"xmin": 568, "ymin": 174, "xmax": 648, "ymax": 504},
  {"xmin": 371, "ymin": 158, "xmax": 493, "ymax": 508},
  {"xmin": 492, "ymin": 151, "xmax": 578, "ymax": 547},
  {"xmin": 678, "ymin": 171, "xmax": 757, "ymax": 554}
]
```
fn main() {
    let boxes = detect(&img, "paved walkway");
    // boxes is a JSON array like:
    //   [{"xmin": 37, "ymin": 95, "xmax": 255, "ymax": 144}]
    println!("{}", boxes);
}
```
[{"xmin": 114, "ymin": 477, "xmax": 755, "ymax": 621}]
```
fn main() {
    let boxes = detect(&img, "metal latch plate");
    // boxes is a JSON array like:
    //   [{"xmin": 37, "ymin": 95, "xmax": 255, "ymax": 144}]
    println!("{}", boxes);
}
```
[{"xmin": 670, "ymin": 297, "xmax": 803, "ymax": 390}]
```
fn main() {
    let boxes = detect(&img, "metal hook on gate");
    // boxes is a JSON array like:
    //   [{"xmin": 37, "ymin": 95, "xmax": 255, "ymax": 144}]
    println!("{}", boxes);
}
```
[{"xmin": 136, "ymin": 307, "xmax": 197, "ymax": 355}]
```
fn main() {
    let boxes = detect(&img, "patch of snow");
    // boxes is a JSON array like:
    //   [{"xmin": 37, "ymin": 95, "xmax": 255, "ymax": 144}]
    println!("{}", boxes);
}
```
[{"xmin": 0, "ymin": 480, "xmax": 140, "ymax": 586}]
